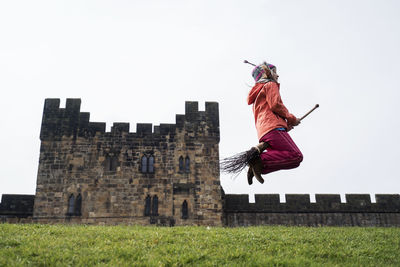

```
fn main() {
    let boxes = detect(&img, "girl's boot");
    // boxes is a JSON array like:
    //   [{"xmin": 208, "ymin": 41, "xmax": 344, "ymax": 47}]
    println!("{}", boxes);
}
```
[{"xmin": 248, "ymin": 156, "xmax": 264, "ymax": 184}]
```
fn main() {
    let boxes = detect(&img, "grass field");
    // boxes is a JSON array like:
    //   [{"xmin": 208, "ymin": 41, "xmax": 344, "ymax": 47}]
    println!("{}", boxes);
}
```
[{"xmin": 1, "ymin": 224, "xmax": 399, "ymax": 266}]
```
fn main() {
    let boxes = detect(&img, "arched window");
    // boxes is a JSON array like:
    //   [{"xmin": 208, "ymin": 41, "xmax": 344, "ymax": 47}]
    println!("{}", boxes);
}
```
[
  {"xmin": 148, "ymin": 156, "xmax": 154, "ymax": 173},
  {"xmin": 152, "ymin": 195, "xmax": 158, "ymax": 216},
  {"xmin": 75, "ymin": 194, "xmax": 82, "ymax": 216},
  {"xmin": 182, "ymin": 200, "xmax": 188, "ymax": 219},
  {"xmin": 179, "ymin": 156, "xmax": 184, "ymax": 172},
  {"xmin": 68, "ymin": 194, "xmax": 75, "ymax": 215},
  {"xmin": 185, "ymin": 156, "xmax": 190, "ymax": 173},
  {"xmin": 141, "ymin": 156, "xmax": 148, "ymax": 173},
  {"xmin": 144, "ymin": 195, "xmax": 151, "ymax": 216},
  {"xmin": 106, "ymin": 155, "xmax": 118, "ymax": 171},
  {"xmin": 105, "ymin": 157, "xmax": 111, "ymax": 171},
  {"xmin": 111, "ymin": 157, "xmax": 118, "ymax": 172},
  {"xmin": 141, "ymin": 154, "xmax": 155, "ymax": 173}
]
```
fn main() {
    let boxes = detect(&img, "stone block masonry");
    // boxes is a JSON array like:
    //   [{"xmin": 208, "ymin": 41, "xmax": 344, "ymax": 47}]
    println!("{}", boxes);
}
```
[
  {"xmin": 33, "ymin": 98, "xmax": 224, "ymax": 226},
  {"xmin": 0, "ymin": 195, "xmax": 34, "ymax": 223},
  {"xmin": 224, "ymin": 194, "xmax": 400, "ymax": 226}
]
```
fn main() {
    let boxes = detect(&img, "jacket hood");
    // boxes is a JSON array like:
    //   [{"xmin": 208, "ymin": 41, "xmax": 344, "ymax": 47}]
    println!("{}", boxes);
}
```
[{"xmin": 247, "ymin": 83, "xmax": 265, "ymax": 105}]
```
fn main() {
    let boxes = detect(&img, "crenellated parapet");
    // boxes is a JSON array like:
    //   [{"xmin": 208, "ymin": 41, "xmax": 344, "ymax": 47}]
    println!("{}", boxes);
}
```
[
  {"xmin": 224, "ymin": 194, "xmax": 400, "ymax": 213},
  {"xmin": 224, "ymin": 193, "xmax": 400, "ymax": 226},
  {"xmin": 40, "ymin": 98, "xmax": 219, "ymax": 141}
]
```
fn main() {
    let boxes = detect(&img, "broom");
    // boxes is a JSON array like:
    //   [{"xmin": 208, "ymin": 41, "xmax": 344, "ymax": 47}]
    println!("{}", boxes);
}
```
[{"xmin": 220, "ymin": 104, "xmax": 319, "ymax": 175}]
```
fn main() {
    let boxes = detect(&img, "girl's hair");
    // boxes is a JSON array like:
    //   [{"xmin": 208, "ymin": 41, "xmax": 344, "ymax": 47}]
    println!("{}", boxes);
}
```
[{"xmin": 260, "ymin": 65, "xmax": 273, "ymax": 79}]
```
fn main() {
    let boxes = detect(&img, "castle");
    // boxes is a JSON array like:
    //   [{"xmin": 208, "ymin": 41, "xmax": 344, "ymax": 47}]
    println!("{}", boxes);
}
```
[{"xmin": 1, "ymin": 99, "xmax": 400, "ymax": 226}]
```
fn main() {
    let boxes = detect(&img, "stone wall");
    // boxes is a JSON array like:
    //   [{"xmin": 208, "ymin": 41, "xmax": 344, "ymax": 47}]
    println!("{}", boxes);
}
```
[
  {"xmin": 224, "ymin": 194, "xmax": 400, "ymax": 226},
  {"xmin": 33, "ymin": 99, "xmax": 223, "ymax": 226},
  {"xmin": 3, "ymin": 192, "xmax": 400, "ymax": 226},
  {"xmin": 0, "ymin": 194, "xmax": 34, "ymax": 223}
]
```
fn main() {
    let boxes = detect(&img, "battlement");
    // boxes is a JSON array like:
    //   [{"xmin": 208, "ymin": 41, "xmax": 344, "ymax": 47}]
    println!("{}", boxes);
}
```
[
  {"xmin": 224, "ymin": 194, "xmax": 400, "ymax": 213},
  {"xmin": 40, "ymin": 99, "xmax": 219, "ymax": 141}
]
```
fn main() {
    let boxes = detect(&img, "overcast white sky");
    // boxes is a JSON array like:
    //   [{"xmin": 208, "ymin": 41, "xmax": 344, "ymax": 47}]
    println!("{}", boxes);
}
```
[{"xmin": 1, "ymin": 0, "xmax": 399, "ymax": 201}]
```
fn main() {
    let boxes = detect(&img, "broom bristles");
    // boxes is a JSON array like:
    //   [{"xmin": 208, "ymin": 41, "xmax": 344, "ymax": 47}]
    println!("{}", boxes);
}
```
[{"xmin": 220, "ymin": 147, "xmax": 260, "ymax": 175}]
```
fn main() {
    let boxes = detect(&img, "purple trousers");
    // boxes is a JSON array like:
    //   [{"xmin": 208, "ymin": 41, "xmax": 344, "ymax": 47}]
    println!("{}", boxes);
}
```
[{"xmin": 259, "ymin": 129, "xmax": 303, "ymax": 174}]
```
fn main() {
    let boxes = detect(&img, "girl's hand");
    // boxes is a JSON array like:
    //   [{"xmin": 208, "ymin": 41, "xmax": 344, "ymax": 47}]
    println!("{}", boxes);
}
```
[
  {"xmin": 287, "ymin": 118, "xmax": 301, "ymax": 132},
  {"xmin": 292, "ymin": 118, "xmax": 301, "ymax": 126}
]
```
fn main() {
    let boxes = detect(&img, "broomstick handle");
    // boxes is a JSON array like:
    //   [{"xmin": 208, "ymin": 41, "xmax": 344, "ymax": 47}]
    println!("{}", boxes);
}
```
[
  {"xmin": 243, "ymin": 60, "xmax": 256, "ymax": 66},
  {"xmin": 299, "ymin": 104, "xmax": 319, "ymax": 121}
]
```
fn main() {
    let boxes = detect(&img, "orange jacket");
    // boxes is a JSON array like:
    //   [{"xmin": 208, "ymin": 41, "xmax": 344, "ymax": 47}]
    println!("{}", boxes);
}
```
[{"xmin": 247, "ymin": 82, "xmax": 297, "ymax": 140}]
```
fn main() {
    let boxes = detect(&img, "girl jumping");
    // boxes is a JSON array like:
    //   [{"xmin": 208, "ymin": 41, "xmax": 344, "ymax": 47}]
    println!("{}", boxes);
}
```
[{"xmin": 246, "ymin": 62, "xmax": 303, "ymax": 185}]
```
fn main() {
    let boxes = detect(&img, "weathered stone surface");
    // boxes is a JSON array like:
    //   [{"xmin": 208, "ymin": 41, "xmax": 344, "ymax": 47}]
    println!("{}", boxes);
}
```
[
  {"xmin": 0, "ymin": 195, "xmax": 34, "ymax": 216},
  {"xmin": 224, "ymin": 193, "xmax": 400, "ymax": 226},
  {"xmin": 224, "ymin": 212, "xmax": 400, "ymax": 227}
]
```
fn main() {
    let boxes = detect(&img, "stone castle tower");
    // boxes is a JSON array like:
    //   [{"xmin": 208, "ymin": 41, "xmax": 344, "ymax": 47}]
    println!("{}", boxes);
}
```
[{"xmin": 33, "ymin": 99, "xmax": 223, "ymax": 226}]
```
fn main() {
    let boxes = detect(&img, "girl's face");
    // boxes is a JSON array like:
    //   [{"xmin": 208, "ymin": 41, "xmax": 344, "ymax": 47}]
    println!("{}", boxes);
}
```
[{"xmin": 271, "ymin": 68, "xmax": 279, "ymax": 82}]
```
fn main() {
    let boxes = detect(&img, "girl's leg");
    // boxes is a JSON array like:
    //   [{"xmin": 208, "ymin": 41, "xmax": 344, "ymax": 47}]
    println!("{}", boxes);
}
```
[{"xmin": 259, "ymin": 130, "xmax": 303, "ymax": 174}]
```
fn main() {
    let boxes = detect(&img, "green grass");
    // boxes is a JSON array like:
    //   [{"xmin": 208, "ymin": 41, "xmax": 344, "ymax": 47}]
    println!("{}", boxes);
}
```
[{"xmin": 0, "ymin": 224, "xmax": 399, "ymax": 266}]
